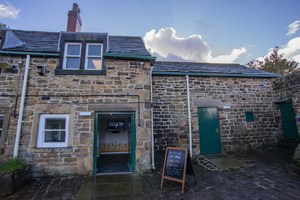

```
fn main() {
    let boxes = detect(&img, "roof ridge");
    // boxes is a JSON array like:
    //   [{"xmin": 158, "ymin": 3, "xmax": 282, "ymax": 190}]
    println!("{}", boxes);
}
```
[
  {"xmin": 11, "ymin": 29, "xmax": 60, "ymax": 34},
  {"xmin": 155, "ymin": 60, "xmax": 243, "ymax": 66},
  {"xmin": 109, "ymin": 35, "xmax": 142, "ymax": 38}
]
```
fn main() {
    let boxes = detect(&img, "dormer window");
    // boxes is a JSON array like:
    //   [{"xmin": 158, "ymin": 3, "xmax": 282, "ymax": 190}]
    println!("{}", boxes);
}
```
[
  {"xmin": 56, "ymin": 32, "xmax": 108, "ymax": 75},
  {"xmin": 63, "ymin": 43, "xmax": 81, "ymax": 69},
  {"xmin": 85, "ymin": 43, "xmax": 103, "ymax": 70},
  {"xmin": 62, "ymin": 42, "xmax": 103, "ymax": 70}
]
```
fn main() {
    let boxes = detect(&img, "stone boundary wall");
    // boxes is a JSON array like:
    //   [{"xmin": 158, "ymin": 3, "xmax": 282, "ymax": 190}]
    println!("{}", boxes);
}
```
[
  {"xmin": 152, "ymin": 75, "xmax": 279, "ymax": 156},
  {"xmin": 273, "ymin": 71, "xmax": 300, "ymax": 134},
  {"xmin": 273, "ymin": 71, "xmax": 300, "ymax": 164},
  {"xmin": 0, "ymin": 56, "xmax": 152, "ymax": 175}
]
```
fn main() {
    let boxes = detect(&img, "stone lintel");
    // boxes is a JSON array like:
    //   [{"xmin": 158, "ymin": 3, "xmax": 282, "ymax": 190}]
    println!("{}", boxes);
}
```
[
  {"xmin": 88, "ymin": 103, "xmax": 136, "ymax": 112},
  {"xmin": 194, "ymin": 99, "xmax": 222, "ymax": 107}
]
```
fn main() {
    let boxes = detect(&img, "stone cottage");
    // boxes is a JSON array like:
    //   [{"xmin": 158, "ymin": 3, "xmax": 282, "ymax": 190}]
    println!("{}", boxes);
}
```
[
  {"xmin": 0, "ymin": 4, "xmax": 155, "ymax": 175},
  {"xmin": 0, "ymin": 4, "xmax": 299, "ymax": 176}
]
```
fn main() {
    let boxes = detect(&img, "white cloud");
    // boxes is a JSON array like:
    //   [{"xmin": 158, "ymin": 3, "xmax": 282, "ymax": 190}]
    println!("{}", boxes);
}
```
[
  {"xmin": 0, "ymin": 3, "xmax": 19, "ymax": 19},
  {"xmin": 144, "ymin": 27, "xmax": 247, "ymax": 63},
  {"xmin": 286, "ymin": 20, "xmax": 300, "ymax": 36},
  {"xmin": 144, "ymin": 28, "xmax": 210, "ymax": 62},
  {"xmin": 207, "ymin": 47, "xmax": 247, "ymax": 63},
  {"xmin": 278, "ymin": 37, "xmax": 300, "ymax": 62},
  {"xmin": 292, "ymin": 54, "xmax": 300, "ymax": 62}
]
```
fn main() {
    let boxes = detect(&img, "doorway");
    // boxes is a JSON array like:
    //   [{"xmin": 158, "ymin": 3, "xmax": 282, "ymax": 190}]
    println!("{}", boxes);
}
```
[
  {"xmin": 94, "ymin": 112, "xmax": 136, "ymax": 174},
  {"xmin": 198, "ymin": 107, "xmax": 222, "ymax": 155},
  {"xmin": 279, "ymin": 101, "xmax": 299, "ymax": 139}
]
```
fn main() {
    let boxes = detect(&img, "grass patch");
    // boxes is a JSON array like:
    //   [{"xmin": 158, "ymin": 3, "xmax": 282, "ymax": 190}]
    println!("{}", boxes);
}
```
[{"xmin": 0, "ymin": 158, "xmax": 26, "ymax": 174}]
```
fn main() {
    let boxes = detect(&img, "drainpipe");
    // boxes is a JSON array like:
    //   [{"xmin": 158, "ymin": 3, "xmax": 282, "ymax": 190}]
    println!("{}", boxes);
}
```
[
  {"xmin": 186, "ymin": 75, "xmax": 193, "ymax": 157},
  {"xmin": 13, "ymin": 54, "xmax": 30, "ymax": 158},
  {"xmin": 150, "ymin": 66, "xmax": 155, "ymax": 170}
]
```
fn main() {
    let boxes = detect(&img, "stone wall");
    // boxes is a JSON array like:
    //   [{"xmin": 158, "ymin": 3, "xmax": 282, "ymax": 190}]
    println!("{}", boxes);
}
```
[
  {"xmin": 273, "ymin": 71, "xmax": 300, "ymax": 164},
  {"xmin": 152, "ymin": 75, "xmax": 279, "ymax": 156},
  {"xmin": 273, "ymin": 71, "xmax": 300, "ymax": 134},
  {"xmin": 0, "ymin": 55, "xmax": 152, "ymax": 175}
]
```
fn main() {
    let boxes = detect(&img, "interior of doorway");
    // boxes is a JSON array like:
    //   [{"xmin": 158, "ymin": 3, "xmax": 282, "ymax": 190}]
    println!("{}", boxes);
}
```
[{"xmin": 96, "ymin": 113, "xmax": 132, "ymax": 174}]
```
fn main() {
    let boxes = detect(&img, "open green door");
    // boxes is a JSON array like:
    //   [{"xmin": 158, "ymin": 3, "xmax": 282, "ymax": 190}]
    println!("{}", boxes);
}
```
[
  {"xmin": 198, "ymin": 107, "xmax": 221, "ymax": 155},
  {"xmin": 128, "ymin": 113, "xmax": 136, "ymax": 172},
  {"xmin": 93, "ymin": 113, "xmax": 99, "ymax": 175},
  {"xmin": 279, "ymin": 102, "xmax": 299, "ymax": 139}
]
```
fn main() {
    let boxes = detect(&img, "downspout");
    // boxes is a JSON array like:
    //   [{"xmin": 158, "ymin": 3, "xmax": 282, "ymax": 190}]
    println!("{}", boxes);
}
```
[
  {"xmin": 150, "ymin": 66, "xmax": 155, "ymax": 170},
  {"xmin": 13, "ymin": 55, "xmax": 30, "ymax": 158},
  {"xmin": 186, "ymin": 75, "xmax": 193, "ymax": 157}
]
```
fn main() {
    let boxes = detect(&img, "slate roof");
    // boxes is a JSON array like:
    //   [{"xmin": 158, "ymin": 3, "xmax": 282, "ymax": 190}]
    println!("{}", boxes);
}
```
[
  {"xmin": 108, "ymin": 36, "xmax": 151, "ymax": 56},
  {"xmin": 2, "ymin": 30, "xmax": 60, "ymax": 53},
  {"xmin": 153, "ymin": 61, "xmax": 280, "ymax": 78},
  {"xmin": 0, "ymin": 29, "xmax": 152, "ymax": 58}
]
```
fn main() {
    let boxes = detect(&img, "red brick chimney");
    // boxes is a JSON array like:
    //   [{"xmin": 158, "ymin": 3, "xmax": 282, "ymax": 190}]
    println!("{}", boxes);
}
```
[{"xmin": 66, "ymin": 3, "xmax": 82, "ymax": 32}]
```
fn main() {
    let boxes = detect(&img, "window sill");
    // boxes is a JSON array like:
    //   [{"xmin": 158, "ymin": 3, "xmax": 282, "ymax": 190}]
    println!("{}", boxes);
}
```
[
  {"xmin": 55, "ymin": 69, "xmax": 106, "ymax": 75},
  {"xmin": 31, "ymin": 146, "xmax": 73, "ymax": 153}
]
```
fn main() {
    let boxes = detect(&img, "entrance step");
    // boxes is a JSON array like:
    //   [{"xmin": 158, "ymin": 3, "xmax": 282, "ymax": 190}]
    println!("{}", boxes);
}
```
[
  {"xmin": 76, "ymin": 174, "xmax": 145, "ymax": 200},
  {"xmin": 194, "ymin": 154, "xmax": 250, "ymax": 171}
]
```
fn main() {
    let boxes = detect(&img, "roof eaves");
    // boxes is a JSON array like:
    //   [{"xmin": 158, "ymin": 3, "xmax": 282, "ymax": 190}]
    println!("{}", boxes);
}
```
[
  {"xmin": 103, "ymin": 53, "xmax": 156, "ymax": 61},
  {"xmin": 0, "ymin": 50, "xmax": 60, "ymax": 57}
]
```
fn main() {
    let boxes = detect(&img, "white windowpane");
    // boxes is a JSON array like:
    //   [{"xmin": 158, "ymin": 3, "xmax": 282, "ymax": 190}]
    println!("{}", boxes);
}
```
[
  {"xmin": 45, "ymin": 118, "xmax": 66, "ymax": 129},
  {"xmin": 67, "ymin": 44, "xmax": 81, "ymax": 55},
  {"xmin": 86, "ymin": 58, "xmax": 102, "ymax": 70},
  {"xmin": 63, "ymin": 43, "xmax": 81, "ymax": 70},
  {"xmin": 88, "ymin": 45, "xmax": 102, "ymax": 56},
  {"xmin": 66, "ymin": 58, "xmax": 80, "ymax": 69},
  {"xmin": 37, "ymin": 114, "xmax": 69, "ymax": 148},
  {"xmin": 85, "ymin": 44, "xmax": 102, "ymax": 70},
  {"xmin": 44, "ymin": 131, "xmax": 66, "ymax": 142}
]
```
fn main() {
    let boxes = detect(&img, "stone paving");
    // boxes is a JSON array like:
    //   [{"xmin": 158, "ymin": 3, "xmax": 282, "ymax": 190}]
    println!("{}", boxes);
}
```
[
  {"xmin": 1, "ymin": 145, "xmax": 300, "ymax": 200},
  {"xmin": 141, "ymin": 146, "xmax": 300, "ymax": 200},
  {"xmin": 0, "ymin": 176, "xmax": 85, "ymax": 200}
]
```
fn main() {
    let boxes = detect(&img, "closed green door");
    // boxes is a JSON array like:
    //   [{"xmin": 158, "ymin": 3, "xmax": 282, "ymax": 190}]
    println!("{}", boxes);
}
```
[
  {"xmin": 279, "ymin": 102, "xmax": 299, "ymax": 139},
  {"xmin": 198, "ymin": 107, "xmax": 221, "ymax": 154}
]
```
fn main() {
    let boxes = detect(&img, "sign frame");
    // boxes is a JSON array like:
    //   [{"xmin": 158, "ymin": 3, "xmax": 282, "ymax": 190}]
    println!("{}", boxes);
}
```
[{"xmin": 160, "ymin": 147, "xmax": 188, "ymax": 194}]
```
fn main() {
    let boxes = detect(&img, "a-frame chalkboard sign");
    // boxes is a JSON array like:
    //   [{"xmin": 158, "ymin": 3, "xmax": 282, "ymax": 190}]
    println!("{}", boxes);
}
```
[{"xmin": 160, "ymin": 147, "xmax": 195, "ymax": 194}]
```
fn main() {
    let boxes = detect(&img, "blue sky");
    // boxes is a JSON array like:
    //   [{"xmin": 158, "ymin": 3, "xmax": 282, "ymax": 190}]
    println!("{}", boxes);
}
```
[{"xmin": 0, "ymin": 0, "xmax": 300, "ymax": 64}]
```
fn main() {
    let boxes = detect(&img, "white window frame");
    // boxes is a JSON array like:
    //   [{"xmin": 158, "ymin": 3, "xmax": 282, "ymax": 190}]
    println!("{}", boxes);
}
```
[
  {"xmin": 37, "ymin": 114, "xmax": 69, "ymax": 148},
  {"xmin": 63, "ymin": 43, "xmax": 82, "ymax": 70},
  {"xmin": 84, "ymin": 43, "xmax": 103, "ymax": 70},
  {"xmin": 0, "ymin": 114, "xmax": 3, "ymax": 138}
]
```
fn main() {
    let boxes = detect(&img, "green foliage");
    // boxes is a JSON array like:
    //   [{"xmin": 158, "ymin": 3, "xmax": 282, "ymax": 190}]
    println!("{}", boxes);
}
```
[
  {"xmin": 0, "ymin": 23, "xmax": 7, "ymax": 28},
  {"xmin": 246, "ymin": 46, "xmax": 299, "ymax": 75},
  {"xmin": 0, "ymin": 158, "xmax": 26, "ymax": 174}
]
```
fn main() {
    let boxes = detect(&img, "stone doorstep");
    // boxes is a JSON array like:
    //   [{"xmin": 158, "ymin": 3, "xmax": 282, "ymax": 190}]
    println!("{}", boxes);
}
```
[
  {"xmin": 195, "ymin": 154, "xmax": 250, "ymax": 171},
  {"xmin": 76, "ymin": 174, "xmax": 145, "ymax": 200}
]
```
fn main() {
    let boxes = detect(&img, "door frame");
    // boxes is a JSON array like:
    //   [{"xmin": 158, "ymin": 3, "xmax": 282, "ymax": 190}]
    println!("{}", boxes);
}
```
[
  {"xmin": 93, "ymin": 111, "xmax": 136, "ymax": 175},
  {"xmin": 197, "ymin": 107, "xmax": 222, "ymax": 155},
  {"xmin": 279, "ymin": 101, "xmax": 299, "ymax": 139}
]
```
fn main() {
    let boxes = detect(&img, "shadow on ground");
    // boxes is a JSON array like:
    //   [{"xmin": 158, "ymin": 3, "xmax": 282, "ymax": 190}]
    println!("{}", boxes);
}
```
[
  {"xmin": 1, "ymin": 145, "xmax": 300, "ymax": 200},
  {"xmin": 141, "ymin": 146, "xmax": 300, "ymax": 200}
]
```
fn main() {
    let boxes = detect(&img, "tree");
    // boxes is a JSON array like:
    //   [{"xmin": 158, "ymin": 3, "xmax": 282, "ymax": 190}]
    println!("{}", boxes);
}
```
[
  {"xmin": 0, "ymin": 23, "xmax": 7, "ymax": 28},
  {"xmin": 246, "ymin": 46, "xmax": 299, "ymax": 75}
]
